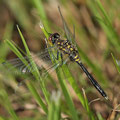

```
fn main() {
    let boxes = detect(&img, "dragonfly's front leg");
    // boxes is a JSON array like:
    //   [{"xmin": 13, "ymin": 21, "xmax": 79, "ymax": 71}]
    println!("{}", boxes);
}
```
[{"xmin": 60, "ymin": 53, "xmax": 63, "ymax": 66}]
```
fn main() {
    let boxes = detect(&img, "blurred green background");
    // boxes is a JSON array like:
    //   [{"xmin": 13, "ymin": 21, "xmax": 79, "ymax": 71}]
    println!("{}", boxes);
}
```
[{"xmin": 0, "ymin": 0, "xmax": 120, "ymax": 120}]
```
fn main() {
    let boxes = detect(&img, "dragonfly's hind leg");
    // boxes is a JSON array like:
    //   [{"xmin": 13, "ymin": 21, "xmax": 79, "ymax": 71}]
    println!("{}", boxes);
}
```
[
  {"xmin": 51, "ymin": 50, "xmax": 64, "ymax": 67},
  {"xmin": 57, "ymin": 51, "xmax": 64, "ymax": 66},
  {"xmin": 56, "ymin": 51, "xmax": 63, "ymax": 66},
  {"xmin": 53, "ymin": 51, "xmax": 63, "ymax": 65},
  {"xmin": 50, "ymin": 50, "xmax": 59, "ymax": 60},
  {"xmin": 57, "ymin": 51, "xmax": 59, "ymax": 60},
  {"xmin": 60, "ymin": 53, "xmax": 63, "ymax": 66}
]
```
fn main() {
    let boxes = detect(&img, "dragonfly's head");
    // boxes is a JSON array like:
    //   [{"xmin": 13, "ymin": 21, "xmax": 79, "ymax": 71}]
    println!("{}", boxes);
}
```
[{"xmin": 48, "ymin": 33, "xmax": 60, "ymax": 45}]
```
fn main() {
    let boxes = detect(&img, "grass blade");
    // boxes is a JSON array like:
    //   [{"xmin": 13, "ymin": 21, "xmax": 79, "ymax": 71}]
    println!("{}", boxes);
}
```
[
  {"xmin": 26, "ymin": 80, "xmax": 48, "ymax": 114},
  {"xmin": 5, "ymin": 39, "xmax": 48, "ymax": 113},
  {"xmin": 56, "ymin": 68, "xmax": 79, "ymax": 120},
  {"xmin": 111, "ymin": 53, "xmax": 120, "ymax": 74},
  {"xmin": 17, "ymin": 25, "xmax": 50, "ymax": 104},
  {"xmin": 82, "ymin": 88, "xmax": 95, "ymax": 120},
  {"xmin": 31, "ymin": 0, "xmax": 50, "ymax": 31},
  {"xmin": 48, "ymin": 91, "xmax": 61, "ymax": 120},
  {"xmin": 0, "ymin": 90, "xmax": 19, "ymax": 120},
  {"xmin": 87, "ymin": 0, "xmax": 120, "ymax": 52}
]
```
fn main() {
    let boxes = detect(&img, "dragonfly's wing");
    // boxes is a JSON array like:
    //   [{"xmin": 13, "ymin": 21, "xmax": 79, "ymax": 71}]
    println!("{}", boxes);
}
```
[
  {"xmin": 42, "ymin": 56, "xmax": 70, "ymax": 79},
  {"xmin": 0, "ymin": 46, "xmax": 56, "ymax": 75},
  {"xmin": 3, "ymin": 46, "xmax": 53, "ymax": 65},
  {"xmin": 20, "ymin": 51, "xmax": 69, "ymax": 76},
  {"xmin": 73, "ymin": 24, "xmax": 76, "ymax": 42},
  {"xmin": 58, "ymin": 6, "xmax": 76, "ymax": 45},
  {"xmin": 0, "ymin": 44, "xmax": 67, "ymax": 76}
]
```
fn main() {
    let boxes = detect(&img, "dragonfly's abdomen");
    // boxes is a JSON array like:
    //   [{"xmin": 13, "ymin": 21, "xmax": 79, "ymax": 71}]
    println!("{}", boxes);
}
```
[{"xmin": 56, "ymin": 39, "xmax": 80, "ymax": 62}]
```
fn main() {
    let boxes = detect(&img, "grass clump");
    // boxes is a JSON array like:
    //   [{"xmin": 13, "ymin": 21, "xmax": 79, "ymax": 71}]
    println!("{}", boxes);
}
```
[{"xmin": 0, "ymin": 0, "xmax": 120, "ymax": 119}]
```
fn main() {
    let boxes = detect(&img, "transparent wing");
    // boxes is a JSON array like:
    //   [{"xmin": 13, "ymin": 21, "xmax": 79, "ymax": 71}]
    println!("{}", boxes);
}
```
[
  {"xmin": 0, "ymin": 45, "xmax": 69, "ymax": 76},
  {"xmin": 73, "ymin": 24, "xmax": 76, "ymax": 41},
  {"xmin": 58, "ymin": 6, "xmax": 76, "ymax": 45},
  {"xmin": 0, "ymin": 46, "xmax": 55, "ymax": 75},
  {"xmin": 18, "ymin": 51, "xmax": 69, "ymax": 76},
  {"xmin": 2, "ymin": 46, "xmax": 53, "ymax": 65}
]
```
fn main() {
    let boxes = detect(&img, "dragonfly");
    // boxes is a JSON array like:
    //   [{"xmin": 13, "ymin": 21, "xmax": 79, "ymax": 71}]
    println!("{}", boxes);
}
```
[
  {"xmin": 1, "ymin": 6, "xmax": 108, "ymax": 100},
  {"xmin": 46, "ymin": 6, "xmax": 108, "ymax": 100}
]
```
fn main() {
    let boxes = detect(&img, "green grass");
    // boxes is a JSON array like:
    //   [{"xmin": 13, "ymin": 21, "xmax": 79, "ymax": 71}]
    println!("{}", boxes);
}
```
[
  {"xmin": 0, "ymin": 89, "xmax": 19, "ymax": 120},
  {"xmin": 40, "ymin": 22, "xmax": 95, "ymax": 120},
  {"xmin": 5, "ymin": 28, "xmax": 49, "ymax": 114},
  {"xmin": 0, "ymin": 0, "xmax": 120, "ymax": 119},
  {"xmin": 1, "ymin": 15, "xmax": 95, "ymax": 120},
  {"xmin": 111, "ymin": 53, "xmax": 120, "ymax": 74},
  {"xmin": 87, "ymin": 0, "xmax": 120, "ymax": 52}
]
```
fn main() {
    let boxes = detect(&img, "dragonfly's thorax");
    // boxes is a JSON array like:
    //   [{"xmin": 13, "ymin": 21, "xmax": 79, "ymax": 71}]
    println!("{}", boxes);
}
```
[
  {"xmin": 49, "ymin": 33, "xmax": 80, "ymax": 63},
  {"xmin": 56, "ymin": 39, "xmax": 80, "ymax": 63}
]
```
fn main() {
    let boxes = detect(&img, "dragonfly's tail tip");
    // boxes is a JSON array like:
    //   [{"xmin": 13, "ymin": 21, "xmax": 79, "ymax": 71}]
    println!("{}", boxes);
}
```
[
  {"xmin": 105, "ymin": 96, "xmax": 109, "ymax": 100},
  {"xmin": 58, "ymin": 5, "xmax": 60, "ymax": 9}
]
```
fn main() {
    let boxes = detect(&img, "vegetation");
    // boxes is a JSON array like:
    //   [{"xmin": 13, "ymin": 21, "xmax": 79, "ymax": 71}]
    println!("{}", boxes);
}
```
[{"xmin": 0, "ymin": 0, "xmax": 120, "ymax": 119}]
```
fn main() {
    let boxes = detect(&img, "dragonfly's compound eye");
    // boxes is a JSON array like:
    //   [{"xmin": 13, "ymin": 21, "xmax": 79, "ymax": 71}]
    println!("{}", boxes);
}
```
[
  {"xmin": 53, "ymin": 33, "xmax": 60, "ymax": 39},
  {"xmin": 50, "ymin": 33, "xmax": 60, "ymax": 44}
]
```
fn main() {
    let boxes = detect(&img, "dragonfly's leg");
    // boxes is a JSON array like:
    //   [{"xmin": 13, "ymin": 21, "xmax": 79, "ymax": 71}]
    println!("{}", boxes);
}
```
[
  {"xmin": 56, "ymin": 51, "xmax": 59, "ymax": 60},
  {"xmin": 51, "ymin": 50, "xmax": 59, "ymax": 60},
  {"xmin": 56, "ymin": 51, "xmax": 63, "ymax": 66},
  {"xmin": 60, "ymin": 53, "xmax": 63, "ymax": 66},
  {"xmin": 52, "ymin": 51, "xmax": 63, "ymax": 66}
]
